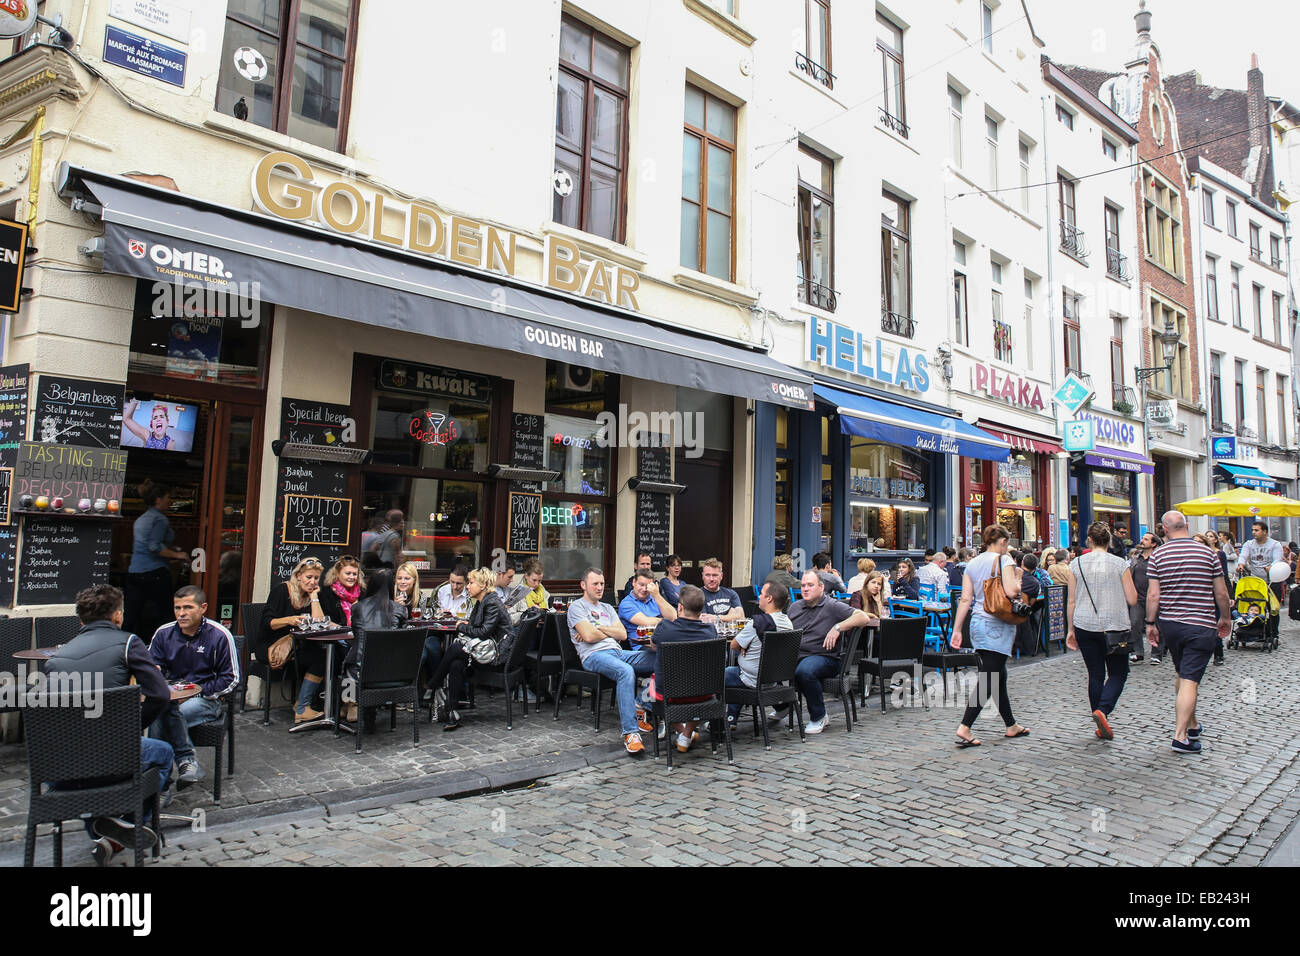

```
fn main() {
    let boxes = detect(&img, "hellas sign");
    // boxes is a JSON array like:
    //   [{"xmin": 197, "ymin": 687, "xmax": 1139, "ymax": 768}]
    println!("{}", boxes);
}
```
[{"xmin": 251, "ymin": 151, "xmax": 641, "ymax": 311}]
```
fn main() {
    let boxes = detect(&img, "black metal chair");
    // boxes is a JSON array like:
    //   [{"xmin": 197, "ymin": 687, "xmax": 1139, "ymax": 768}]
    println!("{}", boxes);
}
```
[
  {"xmin": 723, "ymin": 628, "xmax": 805, "ymax": 749},
  {"xmin": 0, "ymin": 617, "xmax": 33, "ymax": 737},
  {"xmin": 859, "ymin": 617, "xmax": 927, "ymax": 713},
  {"xmin": 800, "ymin": 626, "xmax": 862, "ymax": 732},
  {"xmin": 338, "ymin": 627, "xmax": 426, "ymax": 754},
  {"xmin": 922, "ymin": 628, "xmax": 980, "ymax": 700},
  {"xmin": 188, "ymin": 634, "xmax": 248, "ymax": 802},
  {"xmin": 34, "ymin": 615, "xmax": 83, "ymax": 648},
  {"xmin": 552, "ymin": 619, "xmax": 617, "ymax": 730},
  {"xmin": 24, "ymin": 686, "xmax": 162, "ymax": 867},
  {"xmin": 471, "ymin": 610, "xmax": 542, "ymax": 730},
  {"xmin": 241, "ymin": 601, "xmax": 298, "ymax": 725},
  {"xmin": 648, "ymin": 638, "xmax": 732, "ymax": 769},
  {"xmin": 526, "ymin": 612, "xmax": 565, "ymax": 711},
  {"xmin": 741, "ymin": 599, "xmax": 762, "ymax": 619},
  {"xmin": 733, "ymin": 585, "xmax": 758, "ymax": 605}
]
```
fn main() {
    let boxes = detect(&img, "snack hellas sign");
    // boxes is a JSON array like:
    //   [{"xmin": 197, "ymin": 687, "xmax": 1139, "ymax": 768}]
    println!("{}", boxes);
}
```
[{"xmin": 252, "ymin": 151, "xmax": 642, "ymax": 312}]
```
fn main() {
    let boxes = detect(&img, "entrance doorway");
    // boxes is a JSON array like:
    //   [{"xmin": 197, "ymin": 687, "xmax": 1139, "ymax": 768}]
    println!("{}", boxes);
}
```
[
  {"xmin": 673, "ymin": 450, "xmax": 732, "ymax": 587},
  {"xmin": 114, "ymin": 396, "xmax": 263, "ymax": 634}
]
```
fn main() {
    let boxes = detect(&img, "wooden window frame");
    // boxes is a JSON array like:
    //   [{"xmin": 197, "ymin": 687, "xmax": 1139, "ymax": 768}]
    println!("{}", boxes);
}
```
[
  {"xmin": 807, "ymin": 0, "xmax": 834, "ymax": 78},
  {"xmin": 1058, "ymin": 176, "xmax": 1076, "ymax": 228},
  {"xmin": 1278, "ymin": 377, "xmax": 1289, "ymax": 446},
  {"xmin": 1248, "ymin": 222, "xmax": 1262, "ymax": 261},
  {"xmin": 796, "ymin": 145, "xmax": 835, "ymax": 309},
  {"xmin": 1110, "ymin": 316, "xmax": 1125, "ymax": 393},
  {"xmin": 1234, "ymin": 360, "xmax": 1246, "ymax": 426},
  {"xmin": 1225, "ymin": 200, "xmax": 1238, "ymax": 237},
  {"xmin": 1274, "ymin": 293, "xmax": 1285, "ymax": 345},
  {"xmin": 555, "ymin": 15, "xmax": 631, "ymax": 243},
  {"xmin": 1202, "ymin": 187, "xmax": 1215, "ymax": 227},
  {"xmin": 880, "ymin": 190, "xmax": 912, "ymax": 322},
  {"xmin": 681, "ymin": 86, "xmax": 737, "ymax": 282},
  {"xmin": 1210, "ymin": 352, "xmax": 1224, "ymax": 427},
  {"xmin": 222, "ymin": 0, "xmax": 361, "ymax": 153},
  {"xmin": 1252, "ymin": 283, "xmax": 1264, "ymax": 338},
  {"xmin": 1204, "ymin": 256, "xmax": 1219, "ymax": 321},
  {"xmin": 1063, "ymin": 291, "xmax": 1082, "ymax": 374},
  {"xmin": 876, "ymin": 12, "xmax": 904, "ymax": 127},
  {"xmin": 1256, "ymin": 368, "xmax": 1268, "ymax": 442},
  {"xmin": 1230, "ymin": 265, "xmax": 1243, "ymax": 328}
]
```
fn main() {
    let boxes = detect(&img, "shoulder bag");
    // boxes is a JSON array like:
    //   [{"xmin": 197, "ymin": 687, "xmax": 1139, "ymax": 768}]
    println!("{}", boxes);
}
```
[
  {"xmin": 983, "ymin": 555, "xmax": 1030, "ymax": 624},
  {"xmin": 1074, "ymin": 555, "xmax": 1130, "ymax": 653}
]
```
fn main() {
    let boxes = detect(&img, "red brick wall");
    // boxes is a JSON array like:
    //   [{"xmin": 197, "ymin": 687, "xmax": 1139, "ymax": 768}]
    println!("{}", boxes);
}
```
[{"xmin": 1134, "ymin": 53, "xmax": 1200, "ymax": 403}]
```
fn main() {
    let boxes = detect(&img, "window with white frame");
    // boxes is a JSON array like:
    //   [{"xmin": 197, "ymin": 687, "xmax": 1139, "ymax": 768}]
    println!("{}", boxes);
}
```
[
  {"xmin": 1018, "ymin": 139, "xmax": 1030, "ymax": 211},
  {"xmin": 981, "ymin": 1, "xmax": 994, "ymax": 53},
  {"xmin": 1204, "ymin": 255, "xmax": 1219, "ymax": 321},
  {"xmin": 985, "ymin": 115, "xmax": 999, "ymax": 190},
  {"xmin": 948, "ymin": 85, "xmax": 963, "ymax": 167}
]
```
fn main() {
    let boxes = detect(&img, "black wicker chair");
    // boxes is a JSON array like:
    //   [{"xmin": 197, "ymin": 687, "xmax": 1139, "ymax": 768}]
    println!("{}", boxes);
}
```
[
  {"xmin": 471, "ymin": 610, "xmax": 541, "ymax": 730},
  {"xmin": 859, "ymin": 616, "xmax": 926, "ymax": 713},
  {"xmin": 525, "ymin": 611, "xmax": 565, "ymax": 711},
  {"xmin": 552, "ymin": 619, "xmax": 617, "ymax": 730},
  {"xmin": 723, "ymin": 628, "xmax": 805, "ymax": 749},
  {"xmin": 34, "ymin": 615, "xmax": 84, "ymax": 648},
  {"xmin": 188, "ymin": 634, "xmax": 248, "ymax": 802},
  {"xmin": 0, "ymin": 617, "xmax": 33, "ymax": 736},
  {"xmin": 922, "ymin": 630, "xmax": 980, "ymax": 701},
  {"xmin": 649, "ymin": 638, "xmax": 733, "ymax": 769},
  {"xmin": 338, "ymin": 627, "xmax": 426, "ymax": 754},
  {"xmin": 24, "ymin": 686, "xmax": 162, "ymax": 867},
  {"xmin": 800, "ymin": 626, "xmax": 862, "ymax": 732},
  {"xmin": 241, "ymin": 601, "xmax": 299, "ymax": 725}
]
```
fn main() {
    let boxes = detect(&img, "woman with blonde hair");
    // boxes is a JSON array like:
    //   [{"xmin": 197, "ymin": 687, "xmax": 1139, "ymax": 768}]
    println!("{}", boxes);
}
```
[
  {"xmin": 426, "ymin": 567, "xmax": 509, "ymax": 730},
  {"xmin": 259, "ymin": 556, "xmax": 347, "ymax": 724},
  {"xmin": 846, "ymin": 557, "xmax": 874, "ymax": 595},
  {"xmin": 393, "ymin": 561, "xmax": 423, "ymax": 611},
  {"xmin": 323, "ymin": 555, "xmax": 364, "ymax": 626}
]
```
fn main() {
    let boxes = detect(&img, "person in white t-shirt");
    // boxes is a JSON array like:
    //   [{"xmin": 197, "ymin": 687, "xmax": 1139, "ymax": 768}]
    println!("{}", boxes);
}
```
[{"xmin": 724, "ymin": 581, "xmax": 794, "ymax": 725}]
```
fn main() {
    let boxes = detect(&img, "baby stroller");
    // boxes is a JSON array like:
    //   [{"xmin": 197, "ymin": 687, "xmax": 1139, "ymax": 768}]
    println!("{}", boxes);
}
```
[{"xmin": 1228, "ymin": 576, "xmax": 1280, "ymax": 652}]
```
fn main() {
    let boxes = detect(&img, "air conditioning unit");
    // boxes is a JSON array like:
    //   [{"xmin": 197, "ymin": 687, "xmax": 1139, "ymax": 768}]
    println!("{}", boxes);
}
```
[{"xmin": 563, "ymin": 364, "xmax": 593, "ymax": 392}]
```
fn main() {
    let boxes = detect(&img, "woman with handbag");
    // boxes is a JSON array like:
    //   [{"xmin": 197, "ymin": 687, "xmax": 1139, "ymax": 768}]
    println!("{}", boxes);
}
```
[
  {"xmin": 427, "ymin": 567, "xmax": 508, "ymax": 731},
  {"xmin": 258, "ymin": 556, "xmax": 347, "ymax": 725},
  {"xmin": 950, "ymin": 524, "xmax": 1029, "ymax": 747},
  {"xmin": 1066, "ymin": 522, "xmax": 1138, "ymax": 740}
]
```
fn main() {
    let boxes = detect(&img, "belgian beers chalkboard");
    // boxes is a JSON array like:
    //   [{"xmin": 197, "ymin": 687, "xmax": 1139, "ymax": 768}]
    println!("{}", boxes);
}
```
[
  {"xmin": 0, "ymin": 467, "xmax": 10, "ymax": 525},
  {"xmin": 634, "ymin": 439, "xmax": 672, "ymax": 570},
  {"xmin": 270, "ymin": 398, "xmax": 354, "ymax": 583},
  {"xmin": 32, "ymin": 375, "xmax": 123, "ymax": 448},
  {"xmin": 0, "ymin": 362, "xmax": 29, "ymax": 465},
  {"xmin": 508, "ymin": 491, "xmax": 541, "ymax": 555},
  {"xmin": 18, "ymin": 518, "xmax": 113, "ymax": 605}
]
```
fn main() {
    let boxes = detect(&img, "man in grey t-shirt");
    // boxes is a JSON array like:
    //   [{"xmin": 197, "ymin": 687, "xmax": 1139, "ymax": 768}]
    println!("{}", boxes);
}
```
[
  {"xmin": 1236, "ymin": 520, "xmax": 1282, "ymax": 581},
  {"xmin": 785, "ymin": 571, "xmax": 873, "ymax": 735}
]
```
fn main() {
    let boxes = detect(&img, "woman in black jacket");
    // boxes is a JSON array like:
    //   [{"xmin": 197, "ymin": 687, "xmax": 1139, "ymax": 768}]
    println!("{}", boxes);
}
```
[
  {"xmin": 427, "ymin": 567, "xmax": 508, "ymax": 730},
  {"xmin": 259, "ymin": 556, "xmax": 347, "ymax": 724}
]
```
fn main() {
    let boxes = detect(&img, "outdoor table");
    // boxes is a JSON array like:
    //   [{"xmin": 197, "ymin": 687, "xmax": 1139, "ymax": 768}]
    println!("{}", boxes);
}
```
[
  {"xmin": 288, "ymin": 627, "xmax": 354, "ymax": 735},
  {"xmin": 169, "ymin": 683, "xmax": 201, "ymax": 702},
  {"xmin": 922, "ymin": 602, "xmax": 953, "ymax": 642},
  {"xmin": 12, "ymin": 647, "xmax": 57, "ymax": 662}
]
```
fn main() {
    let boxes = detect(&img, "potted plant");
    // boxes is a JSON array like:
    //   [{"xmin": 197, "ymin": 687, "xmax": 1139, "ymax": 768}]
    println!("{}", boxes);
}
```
[{"xmin": 1113, "ymin": 399, "xmax": 1135, "ymax": 416}]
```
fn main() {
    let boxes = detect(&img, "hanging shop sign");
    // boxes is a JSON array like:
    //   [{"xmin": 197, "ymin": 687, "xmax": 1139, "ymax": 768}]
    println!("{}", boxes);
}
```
[
  {"xmin": 0, "ymin": 1, "xmax": 36, "ymax": 39},
  {"xmin": 103, "ymin": 25, "xmax": 187, "ymax": 88},
  {"xmin": 1062, "ymin": 419, "xmax": 1095, "ymax": 452},
  {"xmin": 1210, "ymin": 435, "xmax": 1237, "ymax": 460},
  {"xmin": 252, "ymin": 151, "xmax": 642, "ymax": 312},
  {"xmin": 971, "ymin": 363, "xmax": 1046, "ymax": 410},
  {"xmin": 1054, "ymin": 373, "xmax": 1095, "ymax": 415},
  {"xmin": 806, "ymin": 318, "xmax": 930, "ymax": 393},
  {"xmin": 378, "ymin": 359, "xmax": 491, "ymax": 404},
  {"xmin": 0, "ymin": 217, "xmax": 28, "ymax": 313},
  {"xmin": 1145, "ymin": 400, "xmax": 1176, "ymax": 428},
  {"xmin": 408, "ymin": 411, "xmax": 458, "ymax": 446}
]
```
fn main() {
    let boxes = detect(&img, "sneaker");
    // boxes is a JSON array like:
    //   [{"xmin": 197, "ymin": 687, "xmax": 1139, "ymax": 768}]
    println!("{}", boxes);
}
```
[
  {"xmin": 624, "ymin": 732, "xmax": 645, "ymax": 756},
  {"xmin": 1092, "ymin": 709, "xmax": 1113, "ymax": 741},
  {"xmin": 421, "ymin": 687, "xmax": 435, "ymax": 703},
  {"xmin": 1128, "ymin": 653, "xmax": 1143, "ymax": 663},
  {"xmin": 159, "ymin": 784, "xmax": 175, "ymax": 811},
  {"xmin": 441, "ymin": 709, "xmax": 461, "ymax": 732},
  {"xmin": 1170, "ymin": 737, "xmax": 1202, "ymax": 755},
  {"xmin": 766, "ymin": 706, "xmax": 788, "ymax": 725},
  {"xmin": 91, "ymin": 837, "xmax": 115, "ymax": 867},
  {"xmin": 176, "ymin": 758, "xmax": 203, "ymax": 790},
  {"xmin": 1212, "ymin": 658, "xmax": 1224, "ymax": 666},
  {"xmin": 726, "ymin": 714, "xmax": 739, "ymax": 729},
  {"xmin": 804, "ymin": 715, "xmax": 830, "ymax": 735},
  {"xmin": 92, "ymin": 816, "xmax": 159, "ymax": 852},
  {"xmin": 1149, "ymin": 656, "xmax": 1161, "ymax": 665},
  {"xmin": 676, "ymin": 731, "xmax": 699, "ymax": 753},
  {"xmin": 635, "ymin": 707, "xmax": 654, "ymax": 734},
  {"xmin": 1187, "ymin": 722, "xmax": 1206, "ymax": 739}
]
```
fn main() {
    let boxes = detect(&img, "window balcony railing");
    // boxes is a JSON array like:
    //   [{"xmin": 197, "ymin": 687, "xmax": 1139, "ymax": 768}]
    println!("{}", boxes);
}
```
[
  {"xmin": 1060, "ymin": 220, "xmax": 1090, "ymax": 261},
  {"xmin": 794, "ymin": 51, "xmax": 835, "ymax": 89},
  {"xmin": 800, "ymin": 279, "xmax": 839, "ymax": 313},
  {"xmin": 881, "ymin": 310, "xmax": 916, "ymax": 339},
  {"xmin": 1113, "ymin": 384, "xmax": 1136, "ymax": 415},
  {"xmin": 1105, "ymin": 247, "xmax": 1131, "ymax": 281},
  {"xmin": 877, "ymin": 107, "xmax": 909, "ymax": 139},
  {"xmin": 1249, "ymin": 247, "xmax": 1263, "ymax": 263},
  {"xmin": 1064, "ymin": 367, "xmax": 1093, "ymax": 391},
  {"xmin": 1236, "ymin": 423, "xmax": 1257, "ymax": 440},
  {"xmin": 1271, "ymin": 255, "xmax": 1284, "ymax": 270}
]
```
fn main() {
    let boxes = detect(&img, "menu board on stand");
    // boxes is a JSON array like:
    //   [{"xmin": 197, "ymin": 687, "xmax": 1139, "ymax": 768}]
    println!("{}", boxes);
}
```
[
  {"xmin": 634, "ymin": 437, "xmax": 672, "ymax": 570},
  {"xmin": 269, "ymin": 398, "xmax": 356, "ymax": 583},
  {"xmin": 507, "ymin": 413, "xmax": 545, "ymax": 566},
  {"xmin": 0, "ymin": 363, "xmax": 28, "ymax": 603},
  {"xmin": 31, "ymin": 375, "xmax": 123, "ymax": 448}
]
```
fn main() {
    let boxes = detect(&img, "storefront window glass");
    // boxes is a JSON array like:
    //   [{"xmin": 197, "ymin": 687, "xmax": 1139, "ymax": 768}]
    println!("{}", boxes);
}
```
[
  {"xmin": 128, "ymin": 281, "xmax": 270, "ymax": 387},
  {"xmin": 1090, "ymin": 471, "xmax": 1133, "ymax": 546},
  {"xmin": 540, "ymin": 501, "xmax": 606, "ymax": 580},
  {"xmin": 775, "ymin": 456, "xmax": 792, "ymax": 554},
  {"xmin": 543, "ymin": 413, "xmax": 611, "ymax": 496},
  {"xmin": 371, "ymin": 392, "xmax": 491, "ymax": 471},
  {"xmin": 847, "ymin": 439, "xmax": 930, "ymax": 552},
  {"xmin": 363, "ymin": 477, "xmax": 484, "ymax": 571},
  {"xmin": 849, "ymin": 503, "xmax": 928, "ymax": 552}
]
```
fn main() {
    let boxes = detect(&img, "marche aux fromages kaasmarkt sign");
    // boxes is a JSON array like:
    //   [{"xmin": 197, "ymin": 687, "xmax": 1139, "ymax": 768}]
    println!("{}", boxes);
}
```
[{"xmin": 251, "ymin": 151, "xmax": 643, "ymax": 312}]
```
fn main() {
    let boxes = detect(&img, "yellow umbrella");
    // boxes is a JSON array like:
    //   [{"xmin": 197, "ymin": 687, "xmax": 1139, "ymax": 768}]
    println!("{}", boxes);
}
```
[{"xmin": 1175, "ymin": 486, "xmax": 1300, "ymax": 517}]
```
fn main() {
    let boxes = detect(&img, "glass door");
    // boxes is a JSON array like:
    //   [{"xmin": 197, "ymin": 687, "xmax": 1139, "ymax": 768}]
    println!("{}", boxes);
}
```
[{"xmin": 202, "ymin": 402, "xmax": 263, "ymax": 632}]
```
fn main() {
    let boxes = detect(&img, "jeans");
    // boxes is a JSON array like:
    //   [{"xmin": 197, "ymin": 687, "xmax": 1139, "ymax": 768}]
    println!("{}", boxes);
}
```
[
  {"xmin": 581, "ymin": 649, "xmax": 653, "ymax": 736},
  {"xmin": 1074, "ymin": 628, "xmax": 1130, "ymax": 716},
  {"xmin": 794, "ymin": 654, "xmax": 840, "ymax": 721},
  {"xmin": 420, "ymin": 635, "xmax": 443, "ymax": 681},
  {"xmin": 149, "ymin": 695, "xmax": 223, "ymax": 763},
  {"xmin": 959, "ymin": 649, "xmax": 1015, "ymax": 730},
  {"xmin": 73, "ymin": 737, "xmax": 174, "ymax": 837},
  {"xmin": 724, "ymin": 665, "xmax": 748, "ymax": 720}
]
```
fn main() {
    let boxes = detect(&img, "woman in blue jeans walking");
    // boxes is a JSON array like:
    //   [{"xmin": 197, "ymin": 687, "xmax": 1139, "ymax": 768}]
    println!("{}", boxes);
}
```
[{"xmin": 1066, "ymin": 522, "xmax": 1138, "ymax": 740}]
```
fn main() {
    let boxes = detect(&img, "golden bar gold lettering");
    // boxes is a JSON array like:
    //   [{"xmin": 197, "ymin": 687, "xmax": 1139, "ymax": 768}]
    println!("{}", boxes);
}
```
[
  {"xmin": 448, "ymin": 217, "xmax": 482, "ymax": 267},
  {"xmin": 251, "ymin": 151, "xmax": 315, "ymax": 221},
  {"xmin": 485, "ymin": 226, "xmax": 515, "ymax": 275},
  {"xmin": 320, "ymin": 181, "xmax": 366, "ymax": 234},
  {"xmin": 408, "ymin": 202, "xmax": 445, "ymax": 256},
  {"xmin": 581, "ymin": 259, "xmax": 613, "ymax": 303},
  {"xmin": 371, "ymin": 193, "xmax": 405, "ymax": 247},
  {"xmin": 616, "ymin": 267, "xmax": 640, "ymax": 311},
  {"xmin": 545, "ymin": 235, "xmax": 582, "ymax": 293}
]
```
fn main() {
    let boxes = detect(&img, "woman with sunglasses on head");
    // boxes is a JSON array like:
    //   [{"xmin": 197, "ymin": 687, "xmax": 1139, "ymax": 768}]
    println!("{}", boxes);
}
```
[
  {"xmin": 259, "ymin": 556, "xmax": 347, "ymax": 724},
  {"xmin": 323, "ymin": 555, "xmax": 365, "ymax": 625}
]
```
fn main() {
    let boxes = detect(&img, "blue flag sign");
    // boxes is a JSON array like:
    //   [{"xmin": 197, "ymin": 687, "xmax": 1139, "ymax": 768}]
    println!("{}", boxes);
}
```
[
  {"xmin": 1062, "ymin": 419, "xmax": 1095, "ymax": 452},
  {"xmin": 1053, "ymin": 373, "xmax": 1095, "ymax": 415},
  {"xmin": 103, "ymin": 25, "xmax": 186, "ymax": 88}
]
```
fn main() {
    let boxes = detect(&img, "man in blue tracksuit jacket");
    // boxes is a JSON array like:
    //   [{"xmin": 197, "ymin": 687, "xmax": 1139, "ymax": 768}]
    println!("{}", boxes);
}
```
[{"xmin": 148, "ymin": 585, "xmax": 239, "ymax": 790}]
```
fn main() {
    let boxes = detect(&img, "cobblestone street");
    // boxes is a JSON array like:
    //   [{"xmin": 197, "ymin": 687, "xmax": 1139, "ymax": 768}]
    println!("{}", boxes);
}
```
[{"xmin": 8, "ymin": 620, "xmax": 1295, "ymax": 867}]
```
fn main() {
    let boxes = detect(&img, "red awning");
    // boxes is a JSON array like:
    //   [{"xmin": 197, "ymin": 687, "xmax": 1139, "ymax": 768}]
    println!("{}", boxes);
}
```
[{"xmin": 976, "ymin": 421, "xmax": 1063, "ymax": 455}]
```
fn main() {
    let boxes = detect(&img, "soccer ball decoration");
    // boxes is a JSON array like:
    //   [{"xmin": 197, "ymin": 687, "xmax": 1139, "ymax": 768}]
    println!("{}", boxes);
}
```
[
  {"xmin": 233, "ymin": 46, "xmax": 268, "ymax": 83},
  {"xmin": 552, "ymin": 168, "xmax": 574, "ymax": 198}
]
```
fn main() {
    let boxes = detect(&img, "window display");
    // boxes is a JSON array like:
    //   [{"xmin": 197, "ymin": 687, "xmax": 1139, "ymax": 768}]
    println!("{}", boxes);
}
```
[{"xmin": 847, "ymin": 439, "xmax": 930, "ymax": 552}]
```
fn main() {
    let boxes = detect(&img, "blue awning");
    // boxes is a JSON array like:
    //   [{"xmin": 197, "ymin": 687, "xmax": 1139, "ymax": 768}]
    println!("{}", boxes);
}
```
[
  {"xmin": 1216, "ymin": 464, "xmax": 1276, "ymax": 490},
  {"xmin": 816, "ymin": 385, "xmax": 1010, "ymax": 461}
]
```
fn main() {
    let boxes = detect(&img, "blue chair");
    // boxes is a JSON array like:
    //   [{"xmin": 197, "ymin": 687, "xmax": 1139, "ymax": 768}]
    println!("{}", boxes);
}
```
[{"xmin": 917, "ymin": 582, "xmax": 939, "ymax": 602}]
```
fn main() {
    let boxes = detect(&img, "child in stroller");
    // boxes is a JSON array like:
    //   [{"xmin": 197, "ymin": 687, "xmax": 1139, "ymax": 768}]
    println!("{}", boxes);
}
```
[{"xmin": 1229, "ymin": 577, "xmax": 1280, "ymax": 652}]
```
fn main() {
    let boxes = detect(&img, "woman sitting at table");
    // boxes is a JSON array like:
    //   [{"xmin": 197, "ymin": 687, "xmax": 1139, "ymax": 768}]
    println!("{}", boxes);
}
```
[
  {"xmin": 323, "ymin": 555, "xmax": 364, "ymax": 626},
  {"xmin": 394, "ymin": 561, "xmax": 423, "ymax": 612},
  {"xmin": 659, "ymin": 554, "xmax": 685, "ymax": 607},
  {"xmin": 427, "ymin": 567, "xmax": 508, "ymax": 731},
  {"xmin": 861, "ymin": 572, "xmax": 890, "ymax": 620},
  {"xmin": 259, "ymin": 556, "xmax": 346, "ymax": 725},
  {"xmin": 506, "ymin": 557, "xmax": 550, "ymax": 626},
  {"xmin": 341, "ymin": 568, "xmax": 408, "ymax": 724},
  {"xmin": 893, "ymin": 558, "xmax": 921, "ymax": 600}
]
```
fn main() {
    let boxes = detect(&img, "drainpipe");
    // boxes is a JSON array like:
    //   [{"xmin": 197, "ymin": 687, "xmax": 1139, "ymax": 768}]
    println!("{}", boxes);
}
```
[
  {"xmin": 1040, "ymin": 93, "xmax": 1066, "ymax": 548},
  {"xmin": 1191, "ymin": 173, "xmax": 1213, "ymax": 505}
]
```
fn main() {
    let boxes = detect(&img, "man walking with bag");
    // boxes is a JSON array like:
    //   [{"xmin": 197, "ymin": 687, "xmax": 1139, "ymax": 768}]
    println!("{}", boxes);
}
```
[{"xmin": 1145, "ymin": 511, "xmax": 1232, "ymax": 755}]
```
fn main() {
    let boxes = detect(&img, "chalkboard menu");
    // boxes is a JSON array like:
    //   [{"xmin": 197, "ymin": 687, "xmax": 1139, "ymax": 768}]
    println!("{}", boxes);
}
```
[
  {"xmin": 0, "ymin": 466, "xmax": 10, "ymax": 525},
  {"xmin": 509, "ymin": 413, "xmax": 545, "ymax": 494},
  {"xmin": 32, "ymin": 375, "xmax": 123, "ymax": 448},
  {"xmin": 18, "ymin": 518, "xmax": 114, "ymax": 605},
  {"xmin": 0, "ymin": 524, "xmax": 16, "ymax": 606},
  {"xmin": 508, "ymin": 491, "xmax": 541, "ymax": 555},
  {"xmin": 13, "ymin": 442, "xmax": 127, "ymax": 511},
  {"xmin": 270, "ymin": 398, "xmax": 354, "ymax": 583},
  {"xmin": 1045, "ymin": 584, "xmax": 1066, "ymax": 650},
  {"xmin": 0, "ymin": 362, "xmax": 29, "ymax": 465},
  {"xmin": 635, "ymin": 439, "xmax": 672, "ymax": 570}
]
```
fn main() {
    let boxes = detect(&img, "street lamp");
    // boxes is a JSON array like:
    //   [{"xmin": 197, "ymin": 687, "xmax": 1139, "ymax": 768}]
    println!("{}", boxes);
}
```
[{"xmin": 1134, "ymin": 318, "xmax": 1181, "ymax": 389}]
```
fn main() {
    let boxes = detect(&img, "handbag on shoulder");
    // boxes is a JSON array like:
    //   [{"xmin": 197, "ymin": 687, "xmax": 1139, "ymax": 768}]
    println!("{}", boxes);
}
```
[
  {"xmin": 984, "ymin": 555, "xmax": 1030, "ymax": 624},
  {"xmin": 1075, "ymin": 555, "xmax": 1130, "ymax": 653}
]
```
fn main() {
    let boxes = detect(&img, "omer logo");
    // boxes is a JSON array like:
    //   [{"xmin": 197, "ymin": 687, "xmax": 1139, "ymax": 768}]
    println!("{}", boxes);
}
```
[
  {"xmin": 50, "ymin": 886, "xmax": 152, "ymax": 936},
  {"xmin": 128, "ymin": 239, "xmax": 147, "ymax": 259}
]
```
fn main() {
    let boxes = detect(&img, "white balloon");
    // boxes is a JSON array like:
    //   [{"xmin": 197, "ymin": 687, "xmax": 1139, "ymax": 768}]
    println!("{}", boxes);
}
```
[{"xmin": 1268, "ymin": 560, "xmax": 1291, "ymax": 583}]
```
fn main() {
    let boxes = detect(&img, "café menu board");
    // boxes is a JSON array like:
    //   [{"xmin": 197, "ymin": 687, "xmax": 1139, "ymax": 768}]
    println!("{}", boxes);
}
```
[
  {"xmin": 507, "ymin": 491, "xmax": 541, "ymax": 555},
  {"xmin": 33, "ymin": 375, "xmax": 123, "ymax": 449},
  {"xmin": 635, "ymin": 438, "xmax": 672, "ymax": 570},
  {"xmin": 509, "ymin": 413, "xmax": 545, "ymax": 494},
  {"xmin": 0, "ymin": 362, "xmax": 29, "ymax": 466},
  {"xmin": 14, "ymin": 442, "xmax": 127, "ymax": 509},
  {"xmin": 1046, "ymin": 584, "xmax": 1066, "ymax": 648},
  {"xmin": 270, "ymin": 398, "xmax": 354, "ymax": 583},
  {"xmin": 18, "ymin": 518, "xmax": 113, "ymax": 606},
  {"xmin": 0, "ymin": 524, "xmax": 15, "ymax": 607}
]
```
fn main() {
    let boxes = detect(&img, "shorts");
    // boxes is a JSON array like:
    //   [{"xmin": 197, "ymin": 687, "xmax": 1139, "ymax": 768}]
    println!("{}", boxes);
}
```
[{"xmin": 1158, "ymin": 619, "xmax": 1218, "ymax": 683}]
